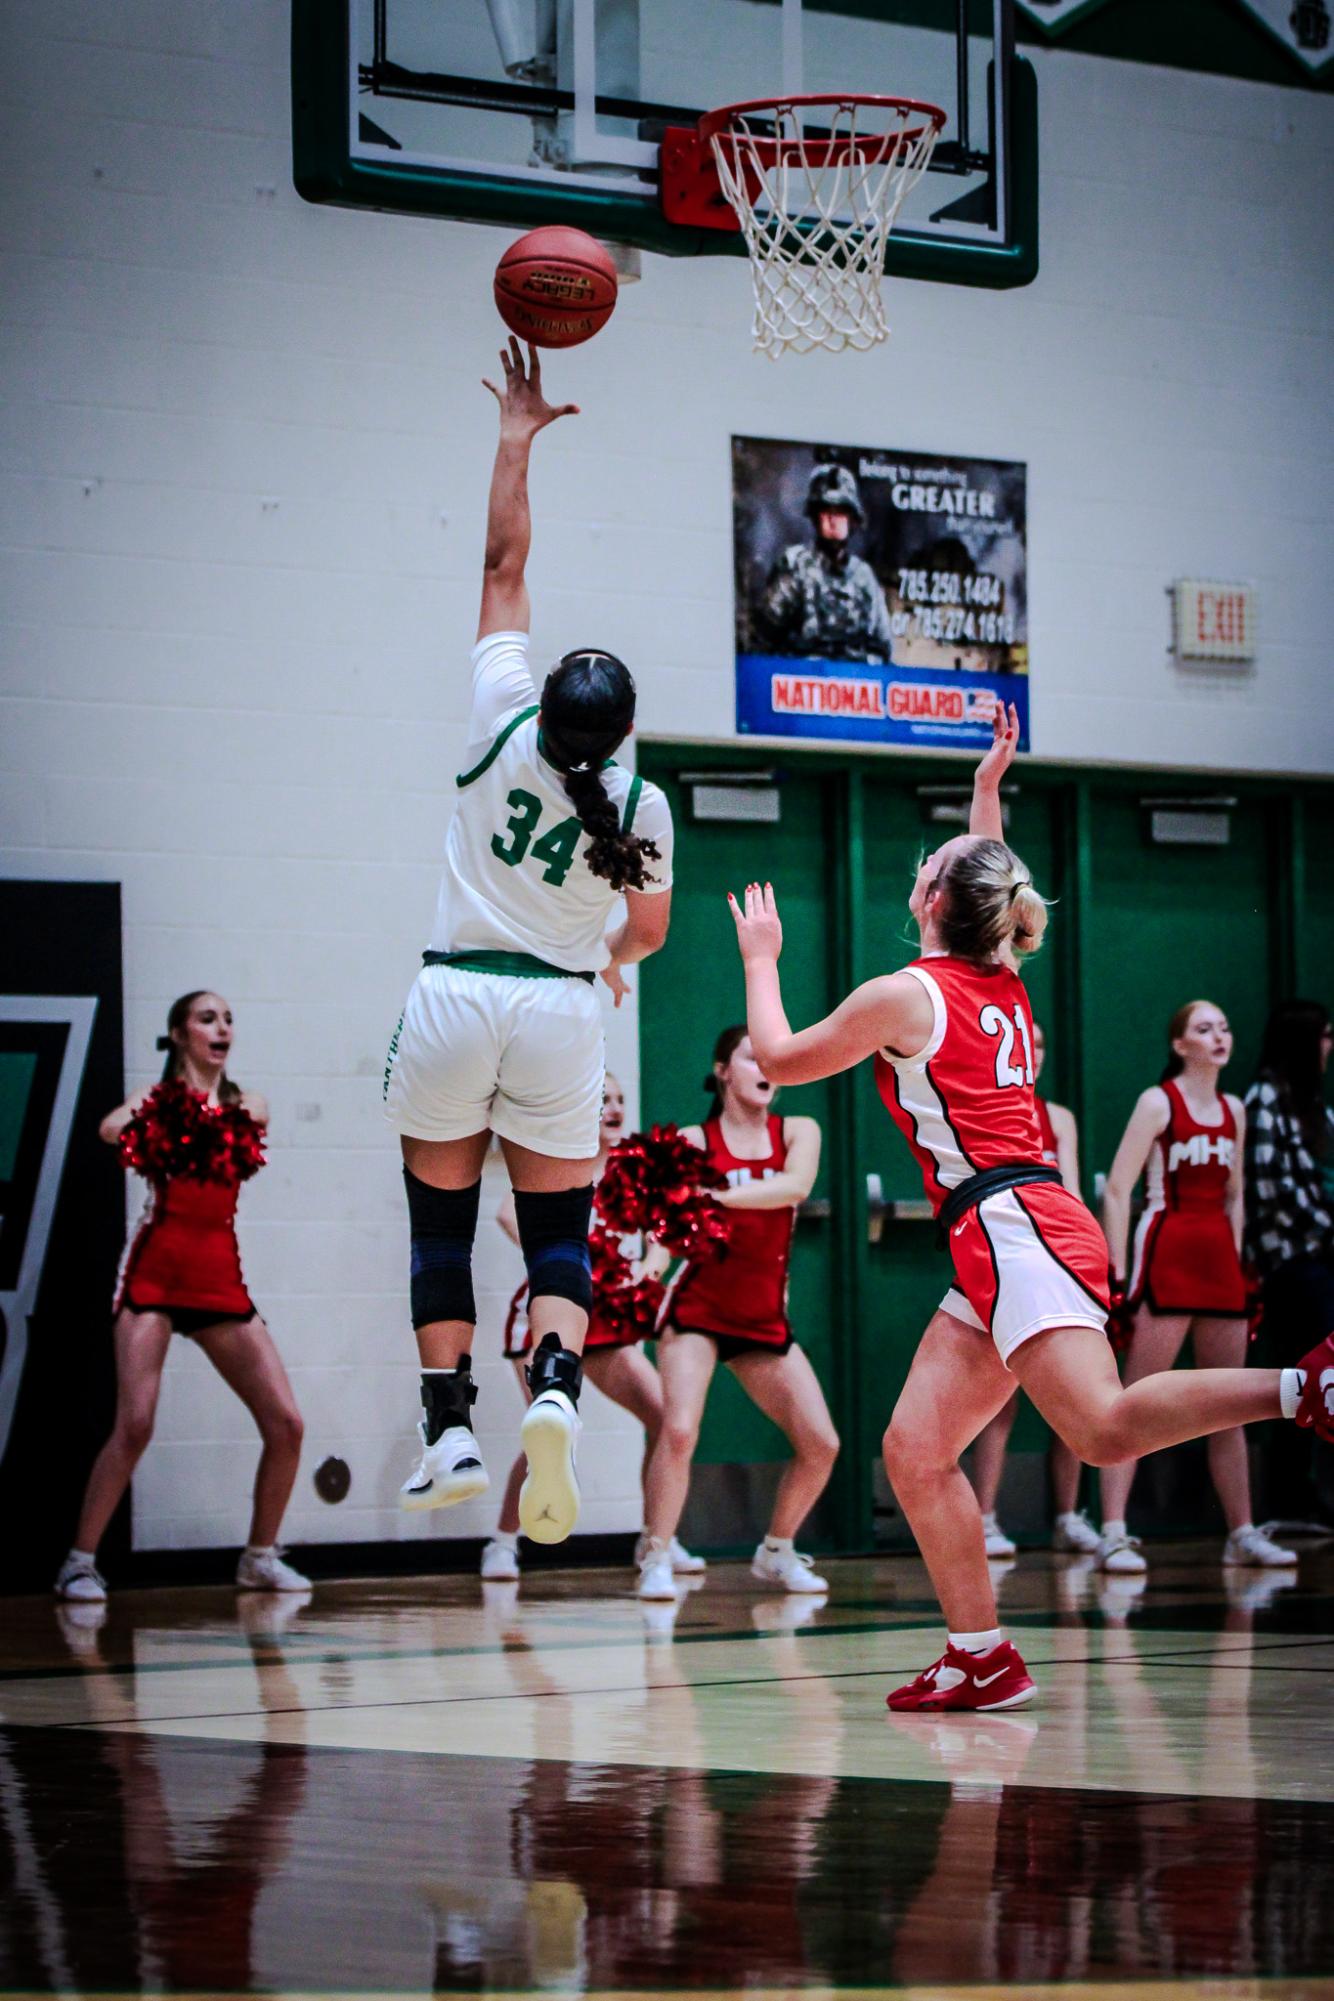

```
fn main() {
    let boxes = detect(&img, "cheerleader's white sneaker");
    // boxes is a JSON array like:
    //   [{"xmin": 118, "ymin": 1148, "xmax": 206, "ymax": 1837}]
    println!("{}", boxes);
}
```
[
  {"xmin": 751, "ymin": 1542, "xmax": 828, "ymax": 1593},
  {"xmin": 633, "ymin": 1531, "xmax": 706, "ymax": 1575},
  {"xmin": 1052, "ymin": 1509, "xmax": 1103, "ymax": 1554},
  {"xmin": 480, "ymin": 1537, "xmax": 521, "ymax": 1581},
  {"xmin": 236, "ymin": 1547, "xmax": 311, "ymax": 1593},
  {"xmin": 400, "ymin": 1422, "xmax": 490, "ymax": 1511},
  {"xmin": 982, "ymin": 1513, "xmax": 1017, "ymax": 1558},
  {"xmin": 55, "ymin": 1552, "xmax": 106, "ymax": 1602},
  {"xmin": 1222, "ymin": 1524, "xmax": 1298, "ymax": 1568},
  {"xmin": 1095, "ymin": 1528, "xmax": 1147, "ymax": 1575},
  {"xmin": 637, "ymin": 1538, "xmax": 678, "ymax": 1601}
]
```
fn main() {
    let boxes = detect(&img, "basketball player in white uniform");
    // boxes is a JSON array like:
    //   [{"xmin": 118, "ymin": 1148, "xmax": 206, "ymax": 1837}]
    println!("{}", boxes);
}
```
[{"xmin": 384, "ymin": 339, "xmax": 674, "ymax": 1543}]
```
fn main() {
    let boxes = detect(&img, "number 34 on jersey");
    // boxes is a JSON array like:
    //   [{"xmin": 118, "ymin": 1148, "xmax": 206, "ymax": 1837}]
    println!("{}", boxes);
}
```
[{"xmin": 491, "ymin": 787, "xmax": 582, "ymax": 888}]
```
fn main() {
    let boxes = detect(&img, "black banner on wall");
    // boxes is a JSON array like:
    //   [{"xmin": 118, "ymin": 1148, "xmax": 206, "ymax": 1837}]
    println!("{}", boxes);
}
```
[{"xmin": 0, "ymin": 882, "xmax": 124, "ymax": 1592}]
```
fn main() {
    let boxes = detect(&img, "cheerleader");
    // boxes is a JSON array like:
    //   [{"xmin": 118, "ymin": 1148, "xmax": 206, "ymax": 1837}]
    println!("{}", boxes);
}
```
[
  {"xmin": 968, "ymin": 1020, "xmax": 1100, "ymax": 1559},
  {"xmin": 479, "ymin": 1072, "xmax": 703, "ymax": 1582},
  {"xmin": 1098, "ymin": 1002, "xmax": 1295, "ymax": 1574},
  {"xmin": 384, "ymin": 342, "xmax": 674, "ymax": 1546},
  {"xmin": 636, "ymin": 1029, "xmax": 839, "ymax": 1602},
  {"xmin": 728, "ymin": 704, "xmax": 1330, "ymax": 1711},
  {"xmin": 55, "ymin": 992, "xmax": 308, "ymax": 1602}
]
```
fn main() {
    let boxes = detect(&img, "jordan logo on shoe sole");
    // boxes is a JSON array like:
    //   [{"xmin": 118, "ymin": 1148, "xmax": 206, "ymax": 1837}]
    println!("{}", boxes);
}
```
[{"xmin": 974, "ymin": 1665, "xmax": 1008, "ymax": 1688}]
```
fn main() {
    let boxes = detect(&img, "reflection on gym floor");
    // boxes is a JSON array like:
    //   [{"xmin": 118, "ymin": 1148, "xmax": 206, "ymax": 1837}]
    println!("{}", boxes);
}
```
[{"xmin": 3, "ymin": 1546, "xmax": 1332, "ymax": 1998}]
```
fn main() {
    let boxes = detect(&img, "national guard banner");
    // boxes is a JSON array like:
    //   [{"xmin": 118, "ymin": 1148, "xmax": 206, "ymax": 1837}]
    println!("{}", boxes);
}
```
[{"xmin": 732, "ymin": 436, "xmax": 1029, "ymax": 752}]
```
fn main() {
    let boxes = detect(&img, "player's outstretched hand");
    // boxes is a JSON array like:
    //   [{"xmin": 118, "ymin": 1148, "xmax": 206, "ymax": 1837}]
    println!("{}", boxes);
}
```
[
  {"xmin": 728, "ymin": 882, "xmax": 783, "ymax": 964},
  {"xmin": 482, "ymin": 337, "xmax": 579, "ymax": 440},
  {"xmin": 974, "ymin": 699, "xmax": 1021, "ymax": 793}
]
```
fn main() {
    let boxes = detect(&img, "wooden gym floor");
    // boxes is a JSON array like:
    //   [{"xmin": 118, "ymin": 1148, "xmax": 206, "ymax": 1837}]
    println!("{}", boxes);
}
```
[{"xmin": 2, "ymin": 1542, "xmax": 1332, "ymax": 1999}]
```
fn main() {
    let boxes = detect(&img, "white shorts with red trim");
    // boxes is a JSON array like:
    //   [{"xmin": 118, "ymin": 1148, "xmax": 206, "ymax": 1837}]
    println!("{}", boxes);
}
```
[{"xmin": 940, "ymin": 1181, "xmax": 1110, "ymax": 1366}]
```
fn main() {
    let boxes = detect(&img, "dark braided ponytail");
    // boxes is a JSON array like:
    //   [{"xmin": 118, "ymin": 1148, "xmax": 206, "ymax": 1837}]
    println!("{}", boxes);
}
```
[{"xmin": 540, "ymin": 649, "xmax": 661, "ymax": 893}]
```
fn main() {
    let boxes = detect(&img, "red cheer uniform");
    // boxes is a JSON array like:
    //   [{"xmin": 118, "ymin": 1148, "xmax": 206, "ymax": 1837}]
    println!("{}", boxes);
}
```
[
  {"xmin": 665, "ymin": 1114, "xmax": 795, "ymax": 1352},
  {"xmin": 1128, "ymin": 1078, "xmax": 1246, "ymax": 1317},
  {"xmin": 114, "ymin": 1089, "xmax": 263, "ymax": 1327}
]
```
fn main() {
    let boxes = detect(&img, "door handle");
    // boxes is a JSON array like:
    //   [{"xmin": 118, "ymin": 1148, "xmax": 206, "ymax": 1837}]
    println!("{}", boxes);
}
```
[{"xmin": 867, "ymin": 1172, "xmax": 886, "ymax": 1245}]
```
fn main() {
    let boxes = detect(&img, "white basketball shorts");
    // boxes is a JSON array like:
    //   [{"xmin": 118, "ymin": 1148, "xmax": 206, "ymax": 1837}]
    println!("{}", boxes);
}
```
[
  {"xmin": 384, "ymin": 963, "xmax": 605, "ymax": 1159},
  {"xmin": 940, "ymin": 1183, "xmax": 1110, "ymax": 1366}
]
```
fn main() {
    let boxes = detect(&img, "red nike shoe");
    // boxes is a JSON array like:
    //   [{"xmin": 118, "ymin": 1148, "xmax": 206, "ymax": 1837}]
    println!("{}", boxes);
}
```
[
  {"xmin": 886, "ymin": 1640, "xmax": 1036, "ymax": 1713},
  {"xmin": 1295, "ymin": 1333, "xmax": 1334, "ymax": 1442}
]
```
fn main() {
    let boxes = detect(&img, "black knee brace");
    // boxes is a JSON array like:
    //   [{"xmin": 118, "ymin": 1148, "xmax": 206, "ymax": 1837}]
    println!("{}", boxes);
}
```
[
  {"xmin": 514, "ymin": 1184, "xmax": 594, "ymax": 1315},
  {"xmin": 404, "ymin": 1169, "xmax": 481, "ymax": 1329}
]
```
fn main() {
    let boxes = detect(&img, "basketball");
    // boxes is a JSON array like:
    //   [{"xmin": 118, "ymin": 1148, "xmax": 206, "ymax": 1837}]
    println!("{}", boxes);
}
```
[{"xmin": 493, "ymin": 226, "xmax": 618, "ymax": 349}]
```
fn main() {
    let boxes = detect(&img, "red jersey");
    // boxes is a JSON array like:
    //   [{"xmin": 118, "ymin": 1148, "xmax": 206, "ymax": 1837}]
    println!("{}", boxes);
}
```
[
  {"xmin": 1035, "ymin": 1094, "xmax": 1059, "ymax": 1166},
  {"xmin": 874, "ymin": 956, "xmax": 1045, "ymax": 1214},
  {"xmin": 115, "ymin": 1175, "xmax": 254, "ymax": 1318},
  {"xmin": 1129, "ymin": 1079, "xmax": 1245, "ymax": 1314},
  {"xmin": 667, "ymin": 1115, "xmax": 794, "ymax": 1347}
]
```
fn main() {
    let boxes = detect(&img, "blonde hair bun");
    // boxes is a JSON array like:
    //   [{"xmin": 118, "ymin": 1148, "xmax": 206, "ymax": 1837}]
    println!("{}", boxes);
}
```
[
  {"xmin": 937, "ymin": 838, "xmax": 1049, "ymax": 963},
  {"xmin": 1010, "ymin": 879, "xmax": 1049, "ymax": 956}
]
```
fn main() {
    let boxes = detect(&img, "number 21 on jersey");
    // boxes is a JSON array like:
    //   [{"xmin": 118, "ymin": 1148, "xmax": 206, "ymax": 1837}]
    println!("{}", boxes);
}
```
[{"xmin": 980, "ymin": 1003, "xmax": 1034, "ymax": 1089}]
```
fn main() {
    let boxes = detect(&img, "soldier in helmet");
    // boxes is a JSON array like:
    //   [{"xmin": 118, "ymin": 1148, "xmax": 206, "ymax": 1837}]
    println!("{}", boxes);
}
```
[{"xmin": 757, "ymin": 463, "xmax": 894, "ymax": 664}]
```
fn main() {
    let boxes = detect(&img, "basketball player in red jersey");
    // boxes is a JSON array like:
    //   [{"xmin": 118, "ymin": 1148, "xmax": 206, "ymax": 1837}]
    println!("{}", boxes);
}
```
[
  {"xmin": 636, "ymin": 1030, "xmax": 839, "ymax": 1602},
  {"xmin": 968, "ymin": 1019, "xmax": 1100, "ymax": 1559},
  {"xmin": 480, "ymin": 1072, "xmax": 704, "ymax": 1583},
  {"xmin": 728, "ymin": 704, "xmax": 1334, "ymax": 1710},
  {"xmin": 1097, "ymin": 1001, "xmax": 1295, "ymax": 1574}
]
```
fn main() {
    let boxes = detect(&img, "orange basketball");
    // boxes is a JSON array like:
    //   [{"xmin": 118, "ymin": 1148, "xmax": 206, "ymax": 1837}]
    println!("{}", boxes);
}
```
[{"xmin": 494, "ymin": 227, "xmax": 619, "ymax": 349}]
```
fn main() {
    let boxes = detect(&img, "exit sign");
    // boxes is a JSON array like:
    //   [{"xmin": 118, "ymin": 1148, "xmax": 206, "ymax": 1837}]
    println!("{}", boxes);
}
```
[{"xmin": 1172, "ymin": 578, "xmax": 1256, "ymax": 664}]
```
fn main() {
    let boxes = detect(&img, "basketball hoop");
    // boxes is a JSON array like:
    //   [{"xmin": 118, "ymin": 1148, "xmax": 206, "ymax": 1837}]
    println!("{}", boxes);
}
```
[{"xmin": 672, "ymin": 94, "xmax": 946, "ymax": 359}]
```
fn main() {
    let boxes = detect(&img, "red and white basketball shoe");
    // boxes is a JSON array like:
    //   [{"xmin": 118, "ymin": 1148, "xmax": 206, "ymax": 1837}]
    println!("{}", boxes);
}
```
[
  {"xmin": 1295, "ymin": 1333, "xmax": 1334, "ymax": 1442},
  {"xmin": 886, "ymin": 1640, "xmax": 1036, "ymax": 1713}
]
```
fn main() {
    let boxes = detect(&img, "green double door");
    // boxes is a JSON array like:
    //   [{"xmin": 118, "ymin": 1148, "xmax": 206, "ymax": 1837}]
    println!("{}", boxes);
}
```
[{"xmin": 639, "ymin": 748, "xmax": 1328, "ymax": 1554}]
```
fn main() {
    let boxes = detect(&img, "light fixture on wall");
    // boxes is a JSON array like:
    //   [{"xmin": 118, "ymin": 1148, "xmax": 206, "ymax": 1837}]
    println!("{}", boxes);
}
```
[
  {"xmin": 1141, "ymin": 796, "xmax": 1237, "ymax": 846},
  {"xmin": 683, "ymin": 770, "xmax": 781, "ymax": 824}
]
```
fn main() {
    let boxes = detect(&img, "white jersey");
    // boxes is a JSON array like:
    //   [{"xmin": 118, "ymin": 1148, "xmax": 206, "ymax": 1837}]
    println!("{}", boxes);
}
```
[{"xmin": 428, "ymin": 632, "xmax": 673, "ymax": 974}]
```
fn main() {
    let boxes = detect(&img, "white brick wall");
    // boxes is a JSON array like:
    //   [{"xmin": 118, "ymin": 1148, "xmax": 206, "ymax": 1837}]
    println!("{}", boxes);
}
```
[{"xmin": 2, "ymin": 5, "xmax": 1331, "ymax": 1548}]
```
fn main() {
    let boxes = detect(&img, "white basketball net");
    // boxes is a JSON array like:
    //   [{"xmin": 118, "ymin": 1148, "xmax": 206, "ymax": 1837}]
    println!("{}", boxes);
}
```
[{"xmin": 709, "ymin": 99, "xmax": 942, "ymax": 358}]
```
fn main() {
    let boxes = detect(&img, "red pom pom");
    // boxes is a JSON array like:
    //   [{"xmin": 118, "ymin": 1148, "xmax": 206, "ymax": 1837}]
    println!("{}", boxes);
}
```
[
  {"xmin": 589, "ymin": 1223, "xmax": 667, "ymax": 1345},
  {"xmin": 119, "ymin": 1081, "xmax": 266, "ymax": 1186},
  {"xmin": 595, "ymin": 1123, "xmax": 729, "ymax": 1261}
]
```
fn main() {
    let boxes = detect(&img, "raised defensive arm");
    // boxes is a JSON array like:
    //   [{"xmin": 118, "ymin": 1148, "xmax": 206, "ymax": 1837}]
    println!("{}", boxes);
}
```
[
  {"xmin": 969, "ymin": 699, "xmax": 1021, "ymax": 842},
  {"xmin": 728, "ymin": 882, "xmax": 936, "ymax": 1085}
]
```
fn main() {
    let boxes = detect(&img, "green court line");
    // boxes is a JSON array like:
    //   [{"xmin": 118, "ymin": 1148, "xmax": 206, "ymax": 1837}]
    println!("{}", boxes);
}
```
[
  {"xmin": 5, "ymin": 1607, "xmax": 1299, "ymax": 1688},
  {"xmin": 28, "ymin": 1633, "xmax": 1333, "ymax": 1738}
]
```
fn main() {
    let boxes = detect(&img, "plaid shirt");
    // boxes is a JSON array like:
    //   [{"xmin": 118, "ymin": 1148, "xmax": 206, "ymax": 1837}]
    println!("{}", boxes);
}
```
[{"xmin": 1243, "ymin": 1079, "xmax": 1334, "ymax": 1274}]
